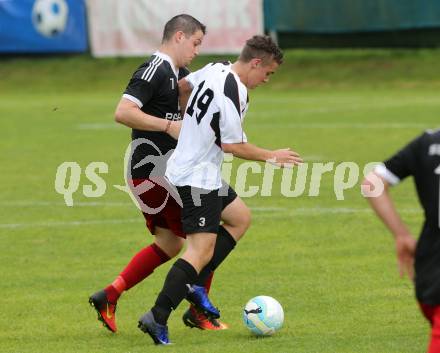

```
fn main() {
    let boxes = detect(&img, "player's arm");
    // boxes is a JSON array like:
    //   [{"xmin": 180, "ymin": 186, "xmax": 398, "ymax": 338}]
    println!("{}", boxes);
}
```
[
  {"xmin": 114, "ymin": 98, "xmax": 181, "ymax": 140},
  {"xmin": 178, "ymin": 78, "xmax": 193, "ymax": 116},
  {"xmin": 178, "ymin": 64, "xmax": 212, "ymax": 116},
  {"xmin": 362, "ymin": 171, "xmax": 416, "ymax": 279},
  {"xmin": 222, "ymin": 142, "xmax": 302, "ymax": 166}
]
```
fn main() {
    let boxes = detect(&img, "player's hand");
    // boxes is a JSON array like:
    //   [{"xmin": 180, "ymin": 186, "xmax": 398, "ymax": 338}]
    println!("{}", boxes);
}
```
[
  {"xmin": 167, "ymin": 120, "xmax": 182, "ymax": 140},
  {"xmin": 395, "ymin": 234, "xmax": 416, "ymax": 280},
  {"xmin": 270, "ymin": 148, "xmax": 303, "ymax": 167}
]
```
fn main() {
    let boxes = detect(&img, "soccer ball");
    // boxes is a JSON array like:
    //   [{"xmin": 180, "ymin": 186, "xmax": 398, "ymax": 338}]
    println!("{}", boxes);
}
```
[
  {"xmin": 32, "ymin": 0, "xmax": 69, "ymax": 38},
  {"xmin": 243, "ymin": 296, "xmax": 284, "ymax": 336}
]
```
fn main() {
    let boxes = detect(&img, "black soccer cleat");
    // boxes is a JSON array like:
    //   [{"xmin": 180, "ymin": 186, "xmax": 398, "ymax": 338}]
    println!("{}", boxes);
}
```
[{"xmin": 138, "ymin": 310, "xmax": 171, "ymax": 345}]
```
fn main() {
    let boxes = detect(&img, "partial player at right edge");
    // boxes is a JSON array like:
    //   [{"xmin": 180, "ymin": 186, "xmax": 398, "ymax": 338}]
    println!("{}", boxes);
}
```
[{"xmin": 363, "ymin": 128, "xmax": 440, "ymax": 353}]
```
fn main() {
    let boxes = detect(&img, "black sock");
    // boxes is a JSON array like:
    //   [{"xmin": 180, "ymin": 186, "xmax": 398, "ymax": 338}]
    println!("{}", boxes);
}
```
[
  {"xmin": 196, "ymin": 226, "xmax": 236, "ymax": 287},
  {"xmin": 152, "ymin": 258, "xmax": 198, "ymax": 325}
]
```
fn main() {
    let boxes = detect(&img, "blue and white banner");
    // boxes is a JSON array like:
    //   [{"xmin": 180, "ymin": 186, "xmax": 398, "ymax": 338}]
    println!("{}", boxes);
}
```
[{"xmin": 0, "ymin": 0, "xmax": 87, "ymax": 53}]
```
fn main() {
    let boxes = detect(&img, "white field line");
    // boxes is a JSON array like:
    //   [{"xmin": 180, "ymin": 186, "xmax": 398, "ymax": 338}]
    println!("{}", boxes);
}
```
[
  {"xmin": 250, "ymin": 122, "xmax": 431, "ymax": 129},
  {"xmin": 77, "ymin": 121, "xmax": 433, "ymax": 130},
  {"xmin": 0, "ymin": 201, "xmax": 132, "ymax": 207},
  {"xmin": 254, "ymin": 206, "xmax": 422, "ymax": 219},
  {"xmin": 0, "ymin": 206, "xmax": 422, "ymax": 230},
  {"xmin": 0, "ymin": 218, "xmax": 139, "ymax": 229},
  {"xmin": 0, "ymin": 202, "xmax": 286, "ymax": 209},
  {"xmin": 285, "ymin": 206, "xmax": 420, "ymax": 214},
  {"xmin": 249, "ymin": 98, "xmax": 440, "ymax": 116},
  {"xmin": 77, "ymin": 123, "xmax": 123, "ymax": 130},
  {"xmin": 253, "ymin": 97, "xmax": 440, "ymax": 105}
]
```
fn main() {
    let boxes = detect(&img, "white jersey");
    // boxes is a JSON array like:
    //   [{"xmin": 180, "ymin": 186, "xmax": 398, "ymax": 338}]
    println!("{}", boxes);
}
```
[{"xmin": 166, "ymin": 62, "xmax": 249, "ymax": 190}]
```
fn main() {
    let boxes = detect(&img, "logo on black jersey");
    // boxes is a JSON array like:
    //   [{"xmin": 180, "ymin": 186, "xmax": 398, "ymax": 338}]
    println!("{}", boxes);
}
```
[
  {"xmin": 429, "ymin": 144, "xmax": 440, "ymax": 156},
  {"xmin": 165, "ymin": 112, "xmax": 181, "ymax": 121}
]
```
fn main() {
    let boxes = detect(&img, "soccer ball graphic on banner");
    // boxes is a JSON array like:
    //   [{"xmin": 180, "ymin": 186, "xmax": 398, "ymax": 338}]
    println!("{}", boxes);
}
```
[
  {"xmin": 243, "ymin": 296, "xmax": 284, "ymax": 336},
  {"xmin": 32, "ymin": 0, "xmax": 69, "ymax": 38}
]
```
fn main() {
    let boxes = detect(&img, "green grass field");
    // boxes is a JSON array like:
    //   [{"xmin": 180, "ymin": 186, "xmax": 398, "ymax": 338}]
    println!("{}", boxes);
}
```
[{"xmin": 1, "ymin": 50, "xmax": 440, "ymax": 353}]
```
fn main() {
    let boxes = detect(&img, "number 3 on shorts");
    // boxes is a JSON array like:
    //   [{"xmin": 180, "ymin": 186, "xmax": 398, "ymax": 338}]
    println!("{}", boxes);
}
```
[{"xmin": 198, "ymin": 217, "xmax": 206, "ymax": 227}]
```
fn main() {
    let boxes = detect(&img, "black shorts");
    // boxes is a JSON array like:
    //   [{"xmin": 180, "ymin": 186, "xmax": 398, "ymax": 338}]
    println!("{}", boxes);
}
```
[{"xmin": 177, "ymin": 182, "xmax": 237, "ymax": 235}]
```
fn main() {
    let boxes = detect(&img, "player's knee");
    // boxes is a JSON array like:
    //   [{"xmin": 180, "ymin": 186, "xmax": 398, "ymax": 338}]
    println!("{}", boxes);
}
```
[
  {"xmin": 155, "ymin": 236, "xmax": 184, "ymax": 258},
  {"xmin": 234, "ymin": 206, "xmax": 251, "ymax": 237},
  {"xmin": 242, "ymin": 206, "xmax": 252, "ymax": 231},
  {"xmin": 167, "ymin": 242, "xmax": 184, "ymax": 258},
  {"xmin": 225, "ymin": 204, "xmax": 251, "ymax": 232},
  {"xmin": 184, "ymin": 240, "xmax": 215, "ymax": 270}
]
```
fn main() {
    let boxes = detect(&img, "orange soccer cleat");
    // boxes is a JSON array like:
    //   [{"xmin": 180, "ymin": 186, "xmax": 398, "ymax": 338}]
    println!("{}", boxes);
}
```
[
  {"xmin": 182, "ymin": 305, "xmax": 228, "ymax": 331},
  {"xmin": 89, "ymin": 290, "xmax": 117, "ymax": 333}
]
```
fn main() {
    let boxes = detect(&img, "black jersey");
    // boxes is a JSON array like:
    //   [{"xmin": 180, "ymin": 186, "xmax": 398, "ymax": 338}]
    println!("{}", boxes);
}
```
[
  {"xmin": 123, "ymin": 52, "xmax": 190, "ymax": 179},
  {"xmin": 382, "ymin": 129, "xmax": 440, "ymax": 305}
]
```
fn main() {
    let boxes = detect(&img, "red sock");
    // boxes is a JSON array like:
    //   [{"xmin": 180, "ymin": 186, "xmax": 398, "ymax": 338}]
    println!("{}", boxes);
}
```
[
  {"xmin": 105, "ymin": 243, "xmax": 170, "ymax": 303},
  {"xmin": 429, "ymin": 306, "xmax": 440, "ymax": 353},
  {"xmin": 105, "ymin": 276, "xmax": 126, "ymax": 303},
  {"xmin": 204, "ymin": 271, "xmax": 214, "ymax": 294}
]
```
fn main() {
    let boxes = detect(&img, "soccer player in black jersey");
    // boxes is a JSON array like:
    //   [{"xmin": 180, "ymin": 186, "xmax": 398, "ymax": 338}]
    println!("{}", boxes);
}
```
[
  {"xmin": 363, "ymin": 129, "xmax": 440, "ymax": 353},
  {"xmin": 89, "ymin": 14, "xmax": 232, "ymax": 333}
]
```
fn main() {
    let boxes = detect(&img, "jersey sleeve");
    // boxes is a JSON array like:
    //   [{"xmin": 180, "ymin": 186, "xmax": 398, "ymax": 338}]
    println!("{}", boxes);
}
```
[
  {"xmin": 123, "ymin": 62, "xmax": 166, "ymax": 108},
  {"xmin": 219, "ymin": 73, "xmax": 246, "ymax": 144},
  {"xmin": 185, "ymin": 63, "xmax": 214, "ymax": 88},
  {"xmin": 376, "ymin": 133, "xmax": 424, "ymax": 185}
]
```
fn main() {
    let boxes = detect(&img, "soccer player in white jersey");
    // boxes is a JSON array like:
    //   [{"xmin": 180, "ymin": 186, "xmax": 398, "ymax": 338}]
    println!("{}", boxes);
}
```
[{"xmin": 138, "ymin": 35, "xmax": 303, "ymax": 345}]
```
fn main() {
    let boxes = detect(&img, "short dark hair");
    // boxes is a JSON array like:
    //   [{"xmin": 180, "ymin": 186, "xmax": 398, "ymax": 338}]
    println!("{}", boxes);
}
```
[
  {"xmin": 239, "ymin": 35, "xmax": 283, "ymax": 65},
  {"xmin": 162, "ymin": 14, "xmax": 206, "ymax": 43}
]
